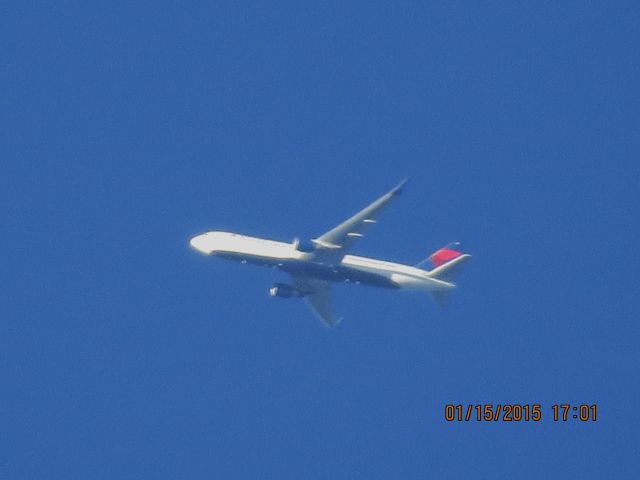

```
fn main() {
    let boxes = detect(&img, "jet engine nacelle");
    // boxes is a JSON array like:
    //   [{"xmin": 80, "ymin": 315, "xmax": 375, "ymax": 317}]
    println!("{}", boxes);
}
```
[
  {"xmin": 292, "ymin": 237, "xmax": 316, "ymax": 253},
  {"xmin": 269, "ymin": 283, "xmax": 304, "ymax": 298}
]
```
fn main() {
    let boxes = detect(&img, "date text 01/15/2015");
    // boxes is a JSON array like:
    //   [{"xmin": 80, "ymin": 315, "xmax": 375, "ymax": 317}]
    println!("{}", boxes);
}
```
[{"xmin": 444, "ymin": 404, "xmax": 597, "ymax": 422}]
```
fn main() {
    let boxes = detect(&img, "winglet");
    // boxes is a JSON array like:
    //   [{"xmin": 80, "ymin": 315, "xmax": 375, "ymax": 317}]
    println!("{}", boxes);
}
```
[
  {"xmin": 391, "ymin": 178, "xmax": 410, "ymax": 195},
  {"xmin": 331, "ymin": 316, "xmax": 344, "ymax": 328}
]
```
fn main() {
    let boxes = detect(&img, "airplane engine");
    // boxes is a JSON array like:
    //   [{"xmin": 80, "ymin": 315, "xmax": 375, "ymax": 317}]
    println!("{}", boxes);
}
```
[
  {"xmin": 292, "ymin": 237, "xmax": 315, "ymax": 253},
  {"xmin": 268, "ymin": 283, "xmax": 303, "ymax": 298}
]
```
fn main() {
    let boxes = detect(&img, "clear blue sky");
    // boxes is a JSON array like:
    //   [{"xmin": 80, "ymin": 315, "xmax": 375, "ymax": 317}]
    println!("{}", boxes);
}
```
[{"xmin": 3, "ymin": 2, "xmax": 639, "ymax": 478}]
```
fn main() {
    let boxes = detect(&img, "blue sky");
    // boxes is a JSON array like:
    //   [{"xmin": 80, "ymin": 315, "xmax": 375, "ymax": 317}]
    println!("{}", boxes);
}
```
[{"xmin": 3, "ymin": 2, "xmax": 639, "ymax": 478}]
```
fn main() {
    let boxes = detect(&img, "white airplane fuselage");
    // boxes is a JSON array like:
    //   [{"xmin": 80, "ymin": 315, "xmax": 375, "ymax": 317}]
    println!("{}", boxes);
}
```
[{"xmin": 190, "ymin": 231, "xmax": 454, "ymax": 292}]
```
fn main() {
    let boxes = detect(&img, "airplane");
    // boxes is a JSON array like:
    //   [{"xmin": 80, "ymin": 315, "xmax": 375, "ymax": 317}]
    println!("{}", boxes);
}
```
[{"xmin": 189, "ymin": 179, "xmax": 471, "ymax": 327}]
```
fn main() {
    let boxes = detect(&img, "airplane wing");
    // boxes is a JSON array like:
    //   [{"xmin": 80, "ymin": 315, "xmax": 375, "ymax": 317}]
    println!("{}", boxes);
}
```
[
  {"xmin": 292, "ymin": 277, "xmax": 342, "ymax": 328},
  {"xmin": 311, "ymin": 178, "xmax": 408, "ymax": 264}
]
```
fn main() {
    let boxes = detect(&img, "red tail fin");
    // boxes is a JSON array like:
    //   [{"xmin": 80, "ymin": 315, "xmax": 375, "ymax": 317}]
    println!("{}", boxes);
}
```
[{"xmin": 428, "ymin": 242, "xmax": 462, "ymax": 268}]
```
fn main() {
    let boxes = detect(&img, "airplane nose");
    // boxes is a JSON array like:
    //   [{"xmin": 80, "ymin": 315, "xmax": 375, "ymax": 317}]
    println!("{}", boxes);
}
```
[{"xmin": 189, "ymin": 234, "xmax": 210, "ymax": 254}]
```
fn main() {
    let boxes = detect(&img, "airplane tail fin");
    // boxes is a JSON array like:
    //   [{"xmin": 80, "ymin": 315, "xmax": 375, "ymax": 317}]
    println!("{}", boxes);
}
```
[{"xmin": 416, "ymin": 243, "xmax": 472, "ymax": 306}]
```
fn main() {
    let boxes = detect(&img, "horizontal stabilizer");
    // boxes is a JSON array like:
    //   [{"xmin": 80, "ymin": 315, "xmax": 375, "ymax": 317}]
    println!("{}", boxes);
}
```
[
  {"xmin": 429, "ymin": 253, "xmax": 471, "ymax": 282},
  {"xmin": 430, "ymin": 291, "xmax": 449, "ymax": 308},
  {"xmin": 416, "ymin": 242, "xmax": 471, "ymax": 307}
]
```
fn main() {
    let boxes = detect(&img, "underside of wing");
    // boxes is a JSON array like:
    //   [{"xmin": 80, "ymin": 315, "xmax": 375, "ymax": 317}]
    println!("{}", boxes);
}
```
[
  {"xmin": 310, "ymin": 178, "xmax": 408, "ymax": 264},
  {"xmin": 292, "ymin": 277, "xmax": 342, "ymax": 328}
]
